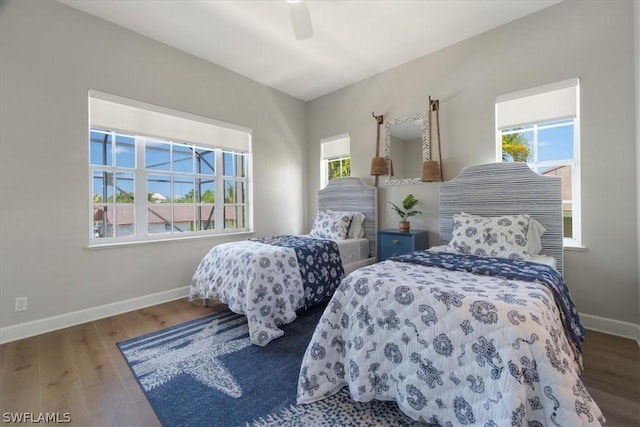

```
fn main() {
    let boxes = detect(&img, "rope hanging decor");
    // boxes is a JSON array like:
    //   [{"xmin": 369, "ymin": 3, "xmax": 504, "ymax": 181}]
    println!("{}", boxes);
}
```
[
  {"xmin": 370, "ymin": 112, "xmax": 386, "ymax": 185},
  {"xmin": 421, "ymin": 96, "xmax": 443, "ymax": 182}
]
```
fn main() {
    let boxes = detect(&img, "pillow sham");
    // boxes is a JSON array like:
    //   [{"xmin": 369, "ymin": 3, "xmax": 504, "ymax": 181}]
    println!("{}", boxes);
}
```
[
  {"xmin": 309, "ymin": 210, "xmax": 352, "ymax": 240},
  {"xmin": 328, "ymin": 210, "xmax": 366, "ymax": 238},
  {"xmin": 448, "ymin": 213, "xmax": 531, "ymax": 260},
  {"xmin": 459, "ymin": 212, "xmax": 546, "ymax": 255},
  {"xmin": 429, "ymin": 244, "xmax": 556, "ymax": 268}
]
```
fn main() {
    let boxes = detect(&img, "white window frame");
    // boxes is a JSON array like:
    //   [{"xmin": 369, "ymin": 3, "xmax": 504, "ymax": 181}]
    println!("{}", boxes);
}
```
[
  {"xmin": 88, "ymin": 91, "xmax": 252, "ymax": 247},
  {"xmin": 221, "ymin": 149, "xmax": 249, "ymax": 230},
  {"xmin": 320, "ymin": 133, "xmax": 351, "ymax": 188},
  {"xmin": 90, "ymin": 129, "xmax": 137, "ymax": 240},
  {"xmin": 495, "ymin": 79, "xmax": 582, "ymax": 248}
]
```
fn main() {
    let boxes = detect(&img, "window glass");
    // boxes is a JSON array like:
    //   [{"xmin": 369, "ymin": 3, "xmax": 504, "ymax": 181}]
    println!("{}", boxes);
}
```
[
  {"xmin": 198, "ymin": 205, "xmax": 215, "ymax": 231},
  {"xmin": 90, "ymin": 130, "xmax": 112, "ymax": 166},
  {"xmin": 538, "ymin": 122, "xmax": 574, "ymax": 162},
  {"xmin": 197, "ymin": 179, "xmax": 215, "ymax": 203},
  {"xmin": 148, "ymin": 203, "xmax": 172, "ymax": 234},
  {"xmin": 173, "ymin": 177, "xmax": 195, "ymax": 203},
  {"xmin": 196, "ymin": 148, "xmax": 215, "ymax": 175},
  {"xmin": 501, "ymin": 129, "xmax": 533, "ymax": 162},
  {"xmin": 146, "ymin": 140, "xmax": 171, "ymax": 171},
  {"xmin": 224, "ymin": 205, "xmax": 245, "ymax": 229},
  {"xmin": 147, "ymin": 175, "xmax": 170, "ymax": 202},
  {"xmin": 115, "ymin": 205, "xmax": 135, "ymax": 237},
  {"xmin": 92, "ymin": 170, "xmax": 111, "ymax": 238},
  {"xmin": 115, "ymin": 134, "xmax": 135, "ymax": 168},
  {"xmin": 223, "ymin": 180, "xmax": 245, "ymax": 204},
  {"xmin": 92, "ymin": 170, "xmax": 113, "ymax": 201},
  {"xmin": 327, "ymin": 156, "xmax": 351, "ymax": 180},
  {"xmin": 173, "ymin": 143, "xmax": 193, "ymax": 173},
  {"xmin": 320, "ymin": 135, "xmax": 351, "ymax": 188},
  {"xmin": 238, "ymin": 181, "xmax": 246, "ymax": 204},
  {"xmin": 115, "ymin": 172, "xmax": 134, "ymax": 202},
  {"xmin": 223, "ymin": 151, "xmax": 246, "ymax": 177},
  {"xmin": 239, "ymin": 155, "xmax": 246, "ymax": 178}
]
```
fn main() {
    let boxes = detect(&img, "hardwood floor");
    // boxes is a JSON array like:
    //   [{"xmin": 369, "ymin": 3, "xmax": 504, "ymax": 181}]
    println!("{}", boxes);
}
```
[
  {"xmin": 0, "ymin": 299, "xmax": 224, "ymax": 427},
  {"xmin": 581, "ymin": 330, "xmax": 640, "ymax": 426},
  {"xmin": 1, "ymin": 299, "xmax": 638, "ymax": 426}
]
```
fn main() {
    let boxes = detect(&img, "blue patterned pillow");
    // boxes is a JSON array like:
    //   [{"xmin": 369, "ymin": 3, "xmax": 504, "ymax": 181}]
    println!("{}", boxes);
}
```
[
  {"xmin": 328, "ymin": 210, "xmax": 366, "ymax": 238},
  {"xmin": 459, "ymin": 212, "xmax": 547, "ymax": 255},
  {"xmin": 448, "ymin": 213, "xmax": 531, "ymax": 260},
  {"xmin": 310, "ymin": 210, "xmax": 352, "ymax": 240}
]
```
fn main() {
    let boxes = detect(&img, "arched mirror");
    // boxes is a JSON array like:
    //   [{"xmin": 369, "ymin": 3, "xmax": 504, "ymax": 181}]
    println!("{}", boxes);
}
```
[{"xmin": 384, "ymin": 111, "xmax": 429, "ymax": 185}]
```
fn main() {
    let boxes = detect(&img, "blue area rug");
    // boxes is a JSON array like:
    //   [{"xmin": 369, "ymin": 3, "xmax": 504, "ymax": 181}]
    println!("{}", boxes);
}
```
[{"xmin": 118, "ymin": 303, "xmax": 424, "ymax": 426}]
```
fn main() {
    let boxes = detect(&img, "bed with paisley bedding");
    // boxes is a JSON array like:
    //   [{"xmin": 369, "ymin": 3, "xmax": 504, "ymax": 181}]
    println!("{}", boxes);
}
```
[
  {"xmin": 296, "ymin": 163, "xmax": 605, "ymax": 426},
  {"xmin": 189, "ymin": 177, "xmax": 377, "ymax": 346}
]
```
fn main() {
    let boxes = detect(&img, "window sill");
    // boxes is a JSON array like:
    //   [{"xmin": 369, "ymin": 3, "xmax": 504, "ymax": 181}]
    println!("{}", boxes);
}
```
[
  {"xmin": 85, "ymin": 230, "xmax": 255, "ymax": 250},
  {"xmin": 564, "ymin": 244, "xmax": 586, "ymax": 252}
]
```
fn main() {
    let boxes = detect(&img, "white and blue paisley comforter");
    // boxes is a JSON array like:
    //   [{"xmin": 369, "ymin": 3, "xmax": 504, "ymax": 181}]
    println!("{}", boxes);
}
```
[
  {"xmin": 189, "ymin": 236, "xmax": 344, "ymax": 346},
  {"xmin": 297, "ymin": 251, "xmax": 604, "ymax": 426}
]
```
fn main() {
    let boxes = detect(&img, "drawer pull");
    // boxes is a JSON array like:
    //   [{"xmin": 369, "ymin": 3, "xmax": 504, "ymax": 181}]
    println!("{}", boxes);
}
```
[{"xmin": 392, "ymin": 239, "xmax": 400, "ymax": 245}]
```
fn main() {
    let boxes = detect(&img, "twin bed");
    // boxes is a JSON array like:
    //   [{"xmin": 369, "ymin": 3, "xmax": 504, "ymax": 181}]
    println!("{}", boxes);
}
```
[
  {"xmin": 190, "ymin": 163, "xmax": 604, "ymax": 425},
  {"xmin": 189, "ymin": 177, "xmax": 377, "ymax": 346}
]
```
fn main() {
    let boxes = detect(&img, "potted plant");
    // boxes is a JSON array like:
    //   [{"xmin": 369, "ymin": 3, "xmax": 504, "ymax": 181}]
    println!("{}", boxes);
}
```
[{"xmin": 389, "ymin": 194, "xmax": 422, "ymax": 232}]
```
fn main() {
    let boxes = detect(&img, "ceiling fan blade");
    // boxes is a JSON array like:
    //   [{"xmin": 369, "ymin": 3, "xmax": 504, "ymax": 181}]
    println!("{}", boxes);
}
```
[{"xmin": 289, "ymin": 1, "xmax": 313, "ymax": 41}]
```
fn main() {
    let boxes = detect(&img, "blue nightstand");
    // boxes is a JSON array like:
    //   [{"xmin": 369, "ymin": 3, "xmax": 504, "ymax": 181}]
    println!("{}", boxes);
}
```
[{"xmin": 377, "ymin": 229, "xmax": 429, "ymax": 261}]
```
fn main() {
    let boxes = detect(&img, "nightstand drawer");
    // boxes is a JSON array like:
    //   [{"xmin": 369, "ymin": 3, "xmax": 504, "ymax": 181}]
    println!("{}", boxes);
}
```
[
  {"xmin": 377, "ymin": 229, "xmax": 429, "ymax": 261},
  {"xmin": 379, "ymin": 234, "xmax": 414, "ymax": 259}
]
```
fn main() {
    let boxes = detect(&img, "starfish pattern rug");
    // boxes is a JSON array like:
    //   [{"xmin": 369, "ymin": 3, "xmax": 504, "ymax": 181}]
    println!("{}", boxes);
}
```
[{"xmin": 118, "ymin": 303, "xmax": 424, "ymax": 427}]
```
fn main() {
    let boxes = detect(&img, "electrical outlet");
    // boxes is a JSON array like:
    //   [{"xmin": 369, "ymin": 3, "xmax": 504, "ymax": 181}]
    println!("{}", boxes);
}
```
[{"xmin": 15, "ymin": 297, "xmax": 28, "ymax": 312}]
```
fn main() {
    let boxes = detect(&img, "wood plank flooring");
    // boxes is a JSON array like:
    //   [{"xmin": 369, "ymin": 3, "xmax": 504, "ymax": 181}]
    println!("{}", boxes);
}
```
[{"xmin": 0, "ymin": 298, "xmax": 638, "ymax": 426}]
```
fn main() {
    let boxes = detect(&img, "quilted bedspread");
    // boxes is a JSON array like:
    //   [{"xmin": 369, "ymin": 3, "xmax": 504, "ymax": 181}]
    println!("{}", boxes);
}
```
[
  {"xmin": 189, "ymin": 236, "xmax": 344, "ymax": 346},
  {"xmin": 296, "ymin": 251, "xmax": 604, "ymax": 426}
]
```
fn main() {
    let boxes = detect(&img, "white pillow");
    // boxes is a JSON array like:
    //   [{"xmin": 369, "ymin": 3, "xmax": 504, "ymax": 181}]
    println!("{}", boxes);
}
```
[
  {"xmin": 328, "ymin": 210, "xmax": 366, "ymax": 238},
  {"xmin": 459, "ymin": 212, "xmax": 546, "ymax": 255},
  {"xmin": 527, "ymin": 218, "xmax": 546, "ymax": 255},
  {"xmin": 448, "ymin": 213, "xmax": 531, "ymax": 260},
  {"xmin": 309, "ymin": 210, "xmax": 352, "ymax": 240}
]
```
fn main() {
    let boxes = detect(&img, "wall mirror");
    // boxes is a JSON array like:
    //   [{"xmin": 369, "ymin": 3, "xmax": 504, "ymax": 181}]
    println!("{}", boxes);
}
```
[{"xmin": 384, "ymin": 111, "xmax": 429, "ymax": 185}]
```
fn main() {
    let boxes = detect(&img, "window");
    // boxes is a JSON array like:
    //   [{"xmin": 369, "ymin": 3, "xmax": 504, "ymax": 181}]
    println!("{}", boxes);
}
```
[
  {"xmin": 320, "ymin": 134, "xmax": 350, "ymax": 188},
  {"xmin": 496, "ymin": 78, "xmax": 581, "ymax": 247},
  {"xmin": 89, "ymin": 91, "xmax": 251, "ymax": 245},
  {"xmin": 90, "ymin": 130, "xmax": 136, "ymax": 239},
  {"xmin": 327, "ymin": 156, "xmax": 351, "ymax": 180}
]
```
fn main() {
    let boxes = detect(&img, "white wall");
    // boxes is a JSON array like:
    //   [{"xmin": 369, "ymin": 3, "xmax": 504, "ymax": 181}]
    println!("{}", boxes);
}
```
[
  {"xmin": 0, "ymin": 0, "xmax": 308, "ymax": 334},
  {"xmin": 308, "ymin": 0, "xmax": 639, "ymax": 336}
]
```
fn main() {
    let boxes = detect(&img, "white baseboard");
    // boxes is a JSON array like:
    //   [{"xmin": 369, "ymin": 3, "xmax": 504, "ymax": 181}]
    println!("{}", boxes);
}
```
[
  {"xmin": 581, "ymin": 312, "xmax": 640, "ymax": 344},
  {"xmin": 2, "ymin": 291, "xmax": 639, "ymax": 346},
  {"xmin": 0, "ymin": 286, "xmax": 190, "ymax": 345}
]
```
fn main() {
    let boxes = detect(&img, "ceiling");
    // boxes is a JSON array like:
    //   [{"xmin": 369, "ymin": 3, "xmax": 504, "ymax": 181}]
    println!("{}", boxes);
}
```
[{"xmin": 60, "ymin": 0, "xmax": 561, "ymax": 102}]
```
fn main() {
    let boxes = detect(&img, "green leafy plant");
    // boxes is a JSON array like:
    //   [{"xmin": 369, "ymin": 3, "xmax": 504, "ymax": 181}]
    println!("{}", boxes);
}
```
[
  {"xmin": 389, "ymin": 194, "xmax": 422, "ymax": 221},
  {"xmin": 502, "ymin": 132, "xmax": 531, "ymax": 162}
]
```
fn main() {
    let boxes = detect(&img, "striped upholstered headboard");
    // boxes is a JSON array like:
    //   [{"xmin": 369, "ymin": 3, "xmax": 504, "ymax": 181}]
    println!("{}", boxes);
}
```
[
  {"xmin": 318, "ymin": 177, "xmax": 378, "ymax": 259},
  {"xmin": 439, "ymin": 163, "xmax": 563, "ymax": 274}
]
